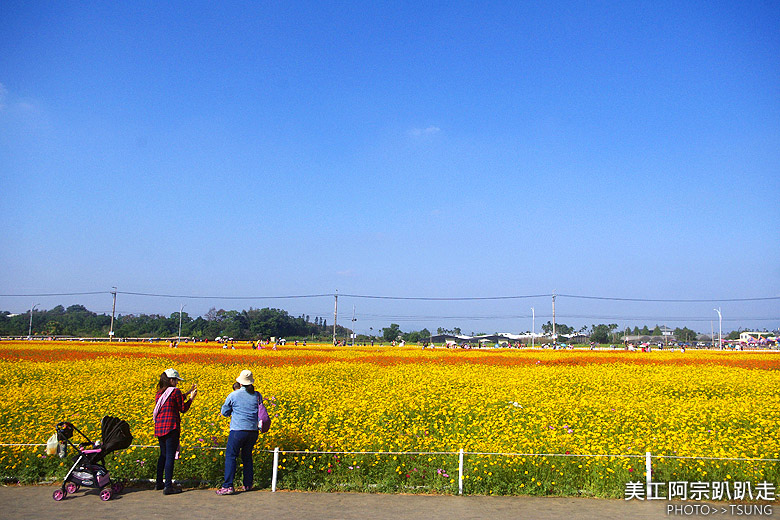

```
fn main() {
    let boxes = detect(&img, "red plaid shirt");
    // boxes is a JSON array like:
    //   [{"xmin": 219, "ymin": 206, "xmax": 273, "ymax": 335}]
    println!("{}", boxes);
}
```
[{"xmin": 154, "ymin": 387, "xmax": 192, "ymax": 437}]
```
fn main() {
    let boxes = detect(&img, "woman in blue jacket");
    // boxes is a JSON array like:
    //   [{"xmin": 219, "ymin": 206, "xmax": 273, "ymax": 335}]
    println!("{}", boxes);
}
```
[{"xmin": 217, "ymin": 369, "xmax": 261, "ymax": 495}]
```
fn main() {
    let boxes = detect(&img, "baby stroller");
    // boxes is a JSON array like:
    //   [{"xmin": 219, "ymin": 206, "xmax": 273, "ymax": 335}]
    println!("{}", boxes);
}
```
[{"xmin": 52, "ymin": 416, "xmax": 133, "ymax": 501}]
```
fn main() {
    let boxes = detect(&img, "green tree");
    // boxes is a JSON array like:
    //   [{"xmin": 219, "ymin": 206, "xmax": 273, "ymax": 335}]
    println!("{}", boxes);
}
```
[
  {"xmin": 541, "ymin": 321, "xmax": 574, "ymax": 336},
  {"xmin": 382, "ymin": 323, "xmax": 402, "ymax": 342},
  {"xmin": 673, "ymin": 327, "xmax": 697, "ymax": 342},
  {"xmin": 589, "ymin": 324, "xmax": 618, "ymax": 344}
]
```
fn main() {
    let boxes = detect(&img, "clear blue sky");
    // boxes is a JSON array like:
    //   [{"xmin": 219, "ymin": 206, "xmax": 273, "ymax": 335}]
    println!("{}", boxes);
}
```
[{"xmin": 1, "ymin": 1, "xmax": 778, "ymax": 334}]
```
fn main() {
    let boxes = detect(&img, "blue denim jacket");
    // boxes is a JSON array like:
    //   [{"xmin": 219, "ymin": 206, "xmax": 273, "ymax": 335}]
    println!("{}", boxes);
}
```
[{"xmin": 221, "ymin": 387, "xmax": 261, "ymax": 431}]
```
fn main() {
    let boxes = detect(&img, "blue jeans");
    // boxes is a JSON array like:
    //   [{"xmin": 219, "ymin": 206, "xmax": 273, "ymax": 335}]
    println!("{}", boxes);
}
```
[
  {"xmin": 222, "ymin": 429, "xmax": 259, "ymax": 488},
  {"xmin": 156, "ymin": 429, "xmax": 180, "ymax": 489}
]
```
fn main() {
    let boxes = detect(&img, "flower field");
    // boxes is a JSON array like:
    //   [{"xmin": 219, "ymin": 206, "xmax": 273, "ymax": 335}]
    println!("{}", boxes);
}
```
[{"xmin": 0, "ymin": 341, "xmax": 778, "ymax": 496}]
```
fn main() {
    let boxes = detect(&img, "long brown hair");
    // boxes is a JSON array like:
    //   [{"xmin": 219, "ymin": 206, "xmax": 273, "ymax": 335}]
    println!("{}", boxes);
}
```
[{"xmin": 157, "ymin": 372, "xmax": 174, "ymax": 391}]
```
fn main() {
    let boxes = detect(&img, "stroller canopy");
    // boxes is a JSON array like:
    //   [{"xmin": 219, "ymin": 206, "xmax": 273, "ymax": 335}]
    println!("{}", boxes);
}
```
[{"xmin": 99, "ymin": 416, "xmax": 133, "ymax": 455}]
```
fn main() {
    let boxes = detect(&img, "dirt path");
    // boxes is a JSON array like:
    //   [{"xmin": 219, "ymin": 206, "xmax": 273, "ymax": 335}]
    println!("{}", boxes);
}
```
[{"xmin": 3, "ymin": 484, "xmax": 773, "ymax": 520}]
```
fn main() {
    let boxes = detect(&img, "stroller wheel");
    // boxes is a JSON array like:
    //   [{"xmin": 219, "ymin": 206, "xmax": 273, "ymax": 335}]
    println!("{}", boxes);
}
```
[
  {"xmin": 65, "ymin": 482, "xmax": 79, "ymax": 494},
  {"xmin": 111, "ymin": 481, "xmax": 124, "ymax": 494},
  {"xmin": 53, "ymin": 489, "xmax": 66, "ymax": 501},
  {"xmin": 100, "ymin": 487, "xmax": 112, "ymax": 501}
]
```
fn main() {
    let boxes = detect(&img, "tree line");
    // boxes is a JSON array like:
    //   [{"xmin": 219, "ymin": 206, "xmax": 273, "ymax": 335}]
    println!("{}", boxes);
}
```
[
  {"xmin": 0, "ymin": 305, "xmax": 346, "ymax": 340},
  {"xmin": 541, "ymin": 322, "xmax": 702, "ymax": 343},
  {"xmin": 1, "ymin": 304, "xmax": 744, "ymax": 343}
]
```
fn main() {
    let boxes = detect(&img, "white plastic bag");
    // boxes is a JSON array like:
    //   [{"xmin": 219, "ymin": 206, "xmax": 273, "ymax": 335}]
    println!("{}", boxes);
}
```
[{"xmin": 45, "ymin": 433, "xmax": 58, "ymax": 455}]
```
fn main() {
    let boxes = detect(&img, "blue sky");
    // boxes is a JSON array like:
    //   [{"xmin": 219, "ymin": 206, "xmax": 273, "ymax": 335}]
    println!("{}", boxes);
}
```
[{"xmin": 1, "ymin": 1, "xmax": 778, "ymax": 334}]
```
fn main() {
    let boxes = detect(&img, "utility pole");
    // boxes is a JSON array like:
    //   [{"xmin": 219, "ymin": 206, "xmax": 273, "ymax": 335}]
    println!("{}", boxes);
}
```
[
  {"xmin": 552, "ymin": 292, "xmax": 557, "ymax": 344},
  {"xmin": 351, "ymin": 305, "xmax": 357, "ymax": 346},
  {"xmin": 711, "ymin": 321, "xmax": 714, "ymax": 349},
  {"xmin": 531, "ymin": 307, "xmax": 535, "ymax": 348},
  {"xmin": 333, "ymin": 291, "xmax": 338, "ymax": 345},
  {"xmin": 178, "ymin": 303, "xmax": 186, "ymax": 341},
  {"xmin": 109, "ymin": 287, "xmax": 117, "ymax": 341}
]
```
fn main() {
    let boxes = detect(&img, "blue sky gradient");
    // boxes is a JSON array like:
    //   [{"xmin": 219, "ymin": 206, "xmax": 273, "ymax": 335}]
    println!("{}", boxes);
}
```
[{"xmin": 1, "ymin": 1, "xmax": 778, "ymax": 334}]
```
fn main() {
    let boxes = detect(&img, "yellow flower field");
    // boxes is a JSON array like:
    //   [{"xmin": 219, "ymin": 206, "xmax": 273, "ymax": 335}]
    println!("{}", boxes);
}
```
[{"xmin": 0, "ymin": 341, "xmax": 778, "ymax": 496}]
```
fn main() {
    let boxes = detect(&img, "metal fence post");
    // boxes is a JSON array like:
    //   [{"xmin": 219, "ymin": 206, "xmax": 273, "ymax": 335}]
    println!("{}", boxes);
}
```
[
  {"xmin": 645, "ymin": 451, "xmax": 652, "ymax": 489},
  {"xmin": 272, "ymin": 447, "xmax": 280, "ymax": 492},
  {"xmin": 458, "ymin": 448, "xmax": 464, "ymax": 495}
]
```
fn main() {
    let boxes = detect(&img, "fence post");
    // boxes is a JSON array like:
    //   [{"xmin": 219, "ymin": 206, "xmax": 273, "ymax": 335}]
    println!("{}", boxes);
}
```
[
  {"xmin": 272, "ymin": 447, "xmax": 280, "ymax": 492},
  {"xmin": 645, "ymin": 451, "xmax": 652, "ymax": 489},
  {"xmin": 458, "ymin": 448, "xmax": 464, "ymax": 495}
]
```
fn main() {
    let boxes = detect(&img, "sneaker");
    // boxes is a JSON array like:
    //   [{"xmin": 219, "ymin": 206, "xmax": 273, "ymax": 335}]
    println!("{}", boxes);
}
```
[
  {"xmin": 215, "ymin": 486, "xmax": 234, "ymax": 495},
  {"xmin": 163, "ymin": 486, "xmax": 182, "ymax": 495},
  {"xmin": 237, "ymin": 485, "xmax": 253, "ymax": 492}
]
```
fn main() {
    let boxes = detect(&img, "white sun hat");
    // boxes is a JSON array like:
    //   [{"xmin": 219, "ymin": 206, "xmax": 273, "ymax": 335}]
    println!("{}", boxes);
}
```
[
  {"xmin": 236, "ymin": 369, "xmax": 254, "ymax": 386},
  {"xmin": 164, "ymin": 368, "xmax": 184, "ymax": 380}
]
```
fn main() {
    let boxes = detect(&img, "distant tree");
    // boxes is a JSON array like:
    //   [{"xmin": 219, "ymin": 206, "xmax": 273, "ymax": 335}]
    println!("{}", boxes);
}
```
[
  {"xmin": 673, "ymin": 327, "xmax": 697, "ymax": 341},
  {"xmin": 541, "ymin": 321, "xmax": 574, "ymax": 336},
  {"xmin": 44, "ymin": 320, "xmax": 63, "ymax": 335},
  {"xmin": 590, "ymin": 324, "xmax": 618, "ymax": 344},
  {"xmin": 382, "ymin": 323, "xmax": 401, "ymax": 342},
  {"xmin": 404, "ymin": 328, "xmax": 431, "ymax": 343}
]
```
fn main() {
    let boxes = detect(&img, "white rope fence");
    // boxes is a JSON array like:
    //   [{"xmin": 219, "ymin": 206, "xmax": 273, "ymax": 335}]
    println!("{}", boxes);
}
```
[{"xmin": 3, "ymin": 443, "xmax": 779, "ymax": 494}]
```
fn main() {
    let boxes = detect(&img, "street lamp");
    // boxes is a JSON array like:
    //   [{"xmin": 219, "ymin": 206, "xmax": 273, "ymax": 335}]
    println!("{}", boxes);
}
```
[
  {"xmin": 178, "ymin": 304, "xmax": 186, "ymax": 342},
  {"xmin": 28, "ymin": 303, "xmax": 40, "ymax": 338},
  {"xmin": 714, "ymin": 308, "xmax": 722, "ymax": 349}
]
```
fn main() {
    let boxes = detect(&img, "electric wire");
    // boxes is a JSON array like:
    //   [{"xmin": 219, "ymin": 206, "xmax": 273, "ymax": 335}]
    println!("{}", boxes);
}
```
[{"xmin": 1, "ymin": 290, "xmax": 778, "ymax": 302}]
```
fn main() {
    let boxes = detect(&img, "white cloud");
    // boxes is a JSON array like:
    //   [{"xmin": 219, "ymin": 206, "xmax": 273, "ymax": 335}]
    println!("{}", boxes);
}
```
[{"xmin": 409, "ymin": 125, "xmax": 441, "ymax": 137}]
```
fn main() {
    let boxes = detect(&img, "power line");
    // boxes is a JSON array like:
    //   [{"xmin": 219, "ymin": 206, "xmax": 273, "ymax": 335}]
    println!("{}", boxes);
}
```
[
  {"xmin": 558, "ymin": 293, "xmax": 780, "ymax": 303},
  {"xmin": 0, "ymin": 291, "xmax": 108, "ymax": 297},
  {"xmin": 1, "ymin": 290, "xmax": 778, "ymax": 303},
  {"xmin": 117, "ymin": 291, "xmax": 333, "ymax": 299},
  {"xmin": 338, "ymin": 293, "xmax": 551, "ymax": 301},
  {"xmin": 342, "ymin": 312, "xmax": 780, "ymax": 323}
]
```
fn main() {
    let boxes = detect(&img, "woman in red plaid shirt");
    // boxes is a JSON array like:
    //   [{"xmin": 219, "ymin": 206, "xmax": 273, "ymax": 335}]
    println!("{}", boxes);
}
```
[{"xmin": 153, "ymin": 368, "xmax": 197, "ymax": 494}]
